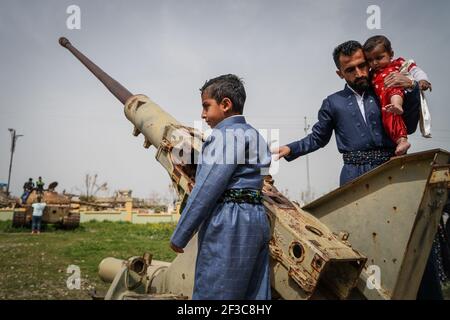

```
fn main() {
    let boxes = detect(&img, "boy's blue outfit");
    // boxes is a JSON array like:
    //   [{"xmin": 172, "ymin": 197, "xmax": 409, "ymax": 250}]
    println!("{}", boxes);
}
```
[{"xmin": 170, "ymin": 115, "xmax": 272, "ymax": 300}]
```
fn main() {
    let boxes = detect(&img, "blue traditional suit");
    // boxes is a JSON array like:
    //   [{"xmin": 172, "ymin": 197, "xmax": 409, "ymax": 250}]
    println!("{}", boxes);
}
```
[
  {"xmin": 170, "ymin": 115, "xmax": 272, "ymax": 300},
  {"xmin": 285, "ymin": 82, "xmax": 442, "ymax": 299},
  {"xmin": 285, "ymin": 83, "xmax": 421, "ymax": 185}
]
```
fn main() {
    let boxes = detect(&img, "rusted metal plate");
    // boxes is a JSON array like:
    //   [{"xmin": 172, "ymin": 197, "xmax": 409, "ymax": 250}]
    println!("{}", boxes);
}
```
[
  {"xmin": 304, "ymin": 149, "xmax": 450, "ymax": 299},
  {"xmin": 429, "ymin": 165, "xmax": 450, "ymax": 184}
]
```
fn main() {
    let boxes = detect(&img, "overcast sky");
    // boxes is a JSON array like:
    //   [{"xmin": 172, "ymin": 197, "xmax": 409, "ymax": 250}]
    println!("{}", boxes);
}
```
[{"xmin": 1, "ymin": 0, "xmax": 449, "ymax": 201}]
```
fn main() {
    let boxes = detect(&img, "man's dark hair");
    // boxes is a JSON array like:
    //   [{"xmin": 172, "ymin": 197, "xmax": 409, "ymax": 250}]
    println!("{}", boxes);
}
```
[
  {"xmin": 200, "ymin": 74, "xmax": 246, "ymax": 114},
  {"xmin": 363, "ymin": 35, "xmax": 393, "ymax": 54},
  {"xmin": 37, "ymin": 196, "xmax": 41, "ymax": 202},
  {"xmin": 333, "ymin": 40, "xmax": 363, "ymax": 69}
]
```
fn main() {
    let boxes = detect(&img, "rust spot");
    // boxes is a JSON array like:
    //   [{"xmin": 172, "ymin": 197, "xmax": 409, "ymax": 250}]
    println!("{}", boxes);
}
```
[
  {"xmin": 135, "ymin": 100, "xmax": 146, "ymax": 110},
  {"xmin": 309, "ymin": 240, "xmax": 321, "ymax": 248},
  {"xmin": 388, "ymin": 176, "xmax": 392, "ymax": 181},
  {"xmin": 392, "ymin": 258, "xmax": 397, "ymax": 264},
  {"xmin": 181, "ymin": 273, "xmax": 185, "ymax": 280},
  {"xmin": 387, "ymin": 220, "xmax": 390, "ymax": 224},
  {"xmin": 305, "ymin": 225, "xmax": 323, "ymax": 237},
  {"xmin": 372, "ymin": 232, "xmax": 377, "ymax": 239},
  {"xmin": 365, "ymin": 184, "xmax": 370, "ymax": 190},
  {"xmin": 393, "ymin": 206, "xmax": 397, "ymax": 211}
]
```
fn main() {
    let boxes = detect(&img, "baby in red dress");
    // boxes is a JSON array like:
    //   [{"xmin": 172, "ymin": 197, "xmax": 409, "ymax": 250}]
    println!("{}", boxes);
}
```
[{"xmin": 363, "ymin": 35, "xmax": 432, "ymax": 155}]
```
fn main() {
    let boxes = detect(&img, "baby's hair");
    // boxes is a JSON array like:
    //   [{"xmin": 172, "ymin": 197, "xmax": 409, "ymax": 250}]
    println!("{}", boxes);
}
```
[
  {"xmin": 200, "ymin": 74, "xmax": 246, "ymax": 114},
  {"xmin": 363, "ymin": 35, "xmax": 393, "ymax": 54}
]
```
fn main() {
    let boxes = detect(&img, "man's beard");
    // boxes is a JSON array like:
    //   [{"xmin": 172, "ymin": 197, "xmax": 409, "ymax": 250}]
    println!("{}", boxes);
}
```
[{"xmin": 348, "ymin": 77, "xmax": 370, "ymax": 93}]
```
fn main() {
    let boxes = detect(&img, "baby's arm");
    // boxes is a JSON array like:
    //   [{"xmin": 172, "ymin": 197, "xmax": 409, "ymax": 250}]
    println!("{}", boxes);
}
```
[
  {"xmin": 387, "ymin": 94, "xmax": 404, "ymax": 115},
  {"xmin": 410, "ymin": 66, "xmax": 432, "ymax": 91}
]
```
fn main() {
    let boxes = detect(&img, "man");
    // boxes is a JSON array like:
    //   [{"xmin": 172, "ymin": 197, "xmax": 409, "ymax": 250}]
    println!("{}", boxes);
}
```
[
  {"xmin": 275, "ymin": 40, "xmax": 421, "ymax": 186},
  {"xmin": 21, "ymin": 178, "xmax": 34, "ymax": 204},
  {"xmin": 274, "ymin": 40, "xmax": 441, "ymax": 299},
  {"xmin": 31, "ymin": 196, "xmax": 46, "ymax": 234},
  {"xmin": 36, "ymin": 177, "xmax": 45, "ymax": 194}
]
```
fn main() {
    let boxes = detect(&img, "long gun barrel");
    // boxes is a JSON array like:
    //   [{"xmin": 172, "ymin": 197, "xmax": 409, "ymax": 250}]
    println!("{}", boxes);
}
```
[
  {"xmin": 60, "ymin": 37, "xmax": 367, "ymax": 300},
  {"xmin": 59, "ymin": 37, "xmax": 132, "ymax": 105}
]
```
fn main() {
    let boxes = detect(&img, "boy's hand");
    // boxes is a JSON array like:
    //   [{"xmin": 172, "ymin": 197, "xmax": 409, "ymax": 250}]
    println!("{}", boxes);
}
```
[
  {"xmin": 272, "ymin": 145, "xmax": 291, "ymax": 160},
  {"xmin": 419, "ymin": 80, "xmax": 432, "ymax": 92},
  {"xmin": 170, "ymin": 242, "xmax": 184, "ymax": 253}
]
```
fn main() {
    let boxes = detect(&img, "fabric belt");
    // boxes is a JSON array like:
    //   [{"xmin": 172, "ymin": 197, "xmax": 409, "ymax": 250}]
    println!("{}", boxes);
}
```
[
  {"xmin": 218, "ymin": 189, "xmax": 263, "ymax": 204},
  {"xmin": 343, "ymin": 149, "xmax": 394, "ymax": 166}
]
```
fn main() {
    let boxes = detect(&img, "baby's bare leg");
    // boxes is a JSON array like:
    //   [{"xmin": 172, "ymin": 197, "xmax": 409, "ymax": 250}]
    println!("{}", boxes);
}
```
[
  {"xmin": 395, "ymin": 137, "xmax": 411, "ymax": 156},
  {"xmin": 385, "ymin": 95, "xmax": 404, "ymax": 115}
]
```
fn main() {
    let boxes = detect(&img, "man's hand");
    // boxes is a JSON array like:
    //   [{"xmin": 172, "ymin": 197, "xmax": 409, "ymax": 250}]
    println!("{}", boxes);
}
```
[
  {"xmin": 384, "ymin": 104, "xmax": 404, "ymax": 115},
  {"xmin": 170, "ymin": 242, "xmax": 184, "ymax": 253},
  {"xmin": 384, "ymin": 72, "xmax": 414, "ymax": 89},
  {"xmin": 272, "ymin": 145, "xmax": 291, "ymax": 160},
  {"xmin": 419, "ymin": 80, "xmax": 432, "ymax": 92}
]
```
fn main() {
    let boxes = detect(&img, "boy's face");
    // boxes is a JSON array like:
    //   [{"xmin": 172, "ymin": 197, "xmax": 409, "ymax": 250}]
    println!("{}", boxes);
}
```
[
  {"xmin": 201, "ymin": 92, "xmax": 231, "ymax": 128},
  {"xmin": 365, "ymin": 44, "xmax": 393, "ymax": 72}
]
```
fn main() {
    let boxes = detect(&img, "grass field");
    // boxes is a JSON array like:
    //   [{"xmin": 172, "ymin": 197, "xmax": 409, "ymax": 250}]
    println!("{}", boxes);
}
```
[
  {"xmin": 0, "ymin": 220, "xmax": 177, "ymax": 300},
  {"xmin": 0, "ymin": 220, "xmax": 448, "ymax": 300}
]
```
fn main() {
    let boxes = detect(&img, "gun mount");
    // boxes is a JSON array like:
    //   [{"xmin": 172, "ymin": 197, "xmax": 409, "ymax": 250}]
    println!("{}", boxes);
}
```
[{"xmin": 59, "ymin": 37, "xmax": 450, "ymax": 299}]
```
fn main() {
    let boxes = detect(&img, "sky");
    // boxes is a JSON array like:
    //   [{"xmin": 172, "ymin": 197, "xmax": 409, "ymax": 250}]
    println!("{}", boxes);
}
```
[{"xmin": 1, "ymin": 0, "xmax": 449, "ymax": 202}]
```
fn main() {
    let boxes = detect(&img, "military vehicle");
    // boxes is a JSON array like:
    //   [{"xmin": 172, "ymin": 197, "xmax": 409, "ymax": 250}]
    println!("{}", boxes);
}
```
[
  {"xmin": 59, "ymin": 37, "xmax": 450, "ymax": 299},
  {"xmin": 12, "ymin": 182, "xmax": 80, "ymax": 229},
  {"xmin": 0, "ymin": 184, "xmax": 16, "ymax": 208}
]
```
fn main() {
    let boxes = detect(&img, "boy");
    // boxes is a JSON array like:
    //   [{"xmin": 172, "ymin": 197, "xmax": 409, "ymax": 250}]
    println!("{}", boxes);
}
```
[
  {"xmin": 36, "ymin": 176, "xmax": 45, "ymax": 194},
  {"xmin": 31, "ymin": 196, "xmax": 46, "ymax": 234},
  {"xmin": 363, "ymin": 35, "xmax": 432, "ymax": 155},
  {"xmin": 170, "ymin": 74, "xmax": 272, "ymax": 300}
]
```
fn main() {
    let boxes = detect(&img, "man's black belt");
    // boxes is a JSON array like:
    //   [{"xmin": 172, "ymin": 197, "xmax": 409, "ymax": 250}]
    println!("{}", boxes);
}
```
[
  {"xmin": 343, "ymin": 149, "xmax": 394, "ymax": 166},
  {"xmin": 218, "ymin": 189, "xmax": 263, "ymax": 204}
]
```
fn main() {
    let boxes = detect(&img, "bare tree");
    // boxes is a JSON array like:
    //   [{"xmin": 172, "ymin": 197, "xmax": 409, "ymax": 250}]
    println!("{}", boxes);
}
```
[{"xmin": 80, "ymin": 173, "xmax": 108, "ymax": 201}]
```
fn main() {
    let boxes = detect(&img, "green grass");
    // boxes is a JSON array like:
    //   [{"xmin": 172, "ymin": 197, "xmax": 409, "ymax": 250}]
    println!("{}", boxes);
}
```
[
  {"xmin": 0, "ymin": 220, "xmax": 176, "ymax": 300},
  {"xmin": 1, "ymin": 220, "xmax": 448, "ymax": 300}
]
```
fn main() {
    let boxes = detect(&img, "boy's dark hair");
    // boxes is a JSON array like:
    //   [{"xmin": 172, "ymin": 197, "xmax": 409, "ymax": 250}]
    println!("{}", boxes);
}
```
[
  {"xmin": 200, "ymin": 74, "xmax": 246, "ymax": 114},
  {"xmin": 37, "ymin": 197, "xmax": 41, "ymax": 202},
  {"xmin": 363, "ymin": 35, "xmax": 393, "ymax": 54},
  {"xmin": 333, "ymin": 40, "xmax": 363, "ymax": 69}
]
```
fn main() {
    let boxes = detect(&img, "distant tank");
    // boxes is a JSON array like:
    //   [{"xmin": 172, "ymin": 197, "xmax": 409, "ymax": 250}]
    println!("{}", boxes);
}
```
[{"xmin": 12, "ymin": 182, "xmax": 80, "ymax": 229}]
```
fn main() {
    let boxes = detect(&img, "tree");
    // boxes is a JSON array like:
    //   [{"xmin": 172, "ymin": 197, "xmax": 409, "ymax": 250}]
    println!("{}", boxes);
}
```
[{"xmin": 77, "ymin": 173, "xmax": 108, "ymax": 202}]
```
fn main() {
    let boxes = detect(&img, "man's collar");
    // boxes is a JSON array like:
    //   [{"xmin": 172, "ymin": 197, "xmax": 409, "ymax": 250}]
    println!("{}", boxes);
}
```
[{"xmin": 345, "ymin": 83, "xmax": 365, "ymax": 97}]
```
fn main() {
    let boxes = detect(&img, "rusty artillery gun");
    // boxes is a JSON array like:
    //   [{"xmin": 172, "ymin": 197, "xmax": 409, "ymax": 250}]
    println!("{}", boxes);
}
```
[{"xmin": 59, "ymin": 37, "xmax": 450, "ymax": 300}]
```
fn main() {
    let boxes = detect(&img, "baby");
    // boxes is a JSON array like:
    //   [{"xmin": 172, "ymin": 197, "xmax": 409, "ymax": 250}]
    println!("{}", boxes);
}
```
[{"xmin": 363, "ymin": 35, "xmax": 432, "ymax": 155}]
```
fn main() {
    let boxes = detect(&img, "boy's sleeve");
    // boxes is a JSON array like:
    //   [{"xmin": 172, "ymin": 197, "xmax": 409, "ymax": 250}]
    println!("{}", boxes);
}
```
[
  {"xmin": 285, "ymin": 98, "xmax": 335, "ymax": 161},
  {"xmin": 170, "ymin": 134, "xmax": 238, "ymax": 248}
]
